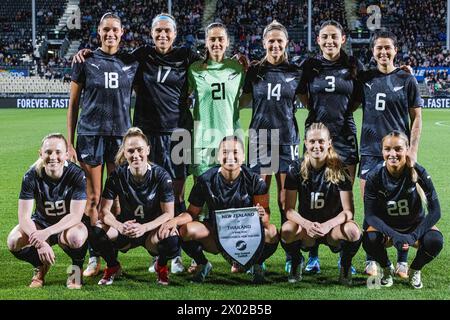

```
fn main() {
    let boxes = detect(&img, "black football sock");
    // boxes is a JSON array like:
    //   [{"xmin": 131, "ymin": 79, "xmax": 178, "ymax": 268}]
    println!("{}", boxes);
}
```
[
  {"xmin": 362, "ymin": 231, "xmax": 391, "ymax": 268},
  {"xmin": 11, "ymin": 246, "xmax": 42, "ymax": 268},
  {"xmin": 410, "ymin": 230, "xmax": 444, "ymax": 271},
  {"xmin": 181, "ymin": 240, "xmax": 208, "ymax": 265},
  {"xmin": 157, "ymin": 236, "xmax": 181, "ymax": 266}
]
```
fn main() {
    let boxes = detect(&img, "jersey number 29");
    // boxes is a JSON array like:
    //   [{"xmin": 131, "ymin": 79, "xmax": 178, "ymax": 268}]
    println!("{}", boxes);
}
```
[{"xmin": 44, "ymin": 200, "xmax": 67, "ymax": 217}]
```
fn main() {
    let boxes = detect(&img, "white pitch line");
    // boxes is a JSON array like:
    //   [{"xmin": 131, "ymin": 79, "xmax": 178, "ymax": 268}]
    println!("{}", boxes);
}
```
[{"xmin": 435, "ymin": 121, "xmax": 450, "ymax": 127}]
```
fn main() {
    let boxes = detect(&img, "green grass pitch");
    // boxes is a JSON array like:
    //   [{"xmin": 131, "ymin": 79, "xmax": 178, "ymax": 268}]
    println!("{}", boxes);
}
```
[{"xmin": 0, "ymin": 108, "xmax": 449, "ymax": 300}]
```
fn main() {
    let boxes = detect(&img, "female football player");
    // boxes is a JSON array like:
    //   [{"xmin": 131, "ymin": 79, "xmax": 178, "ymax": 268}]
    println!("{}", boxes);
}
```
[
  {"xmin": 67, "ymin": 12, "xmax": 139, "ymax": 277},
  {"xmin": 298, "ymin": 20, "xmax": 361, "ymax": 274},
  {"xmin": 159, "ymin": 136, "xmax": 279, "ymax": 284},
  {"xmin": 358, "ymin": 30, "xmax": 423, "ymax": 278},
  {"xmin": 239, "ymin": 20, "xmax": 301, "ymax": 273},
  {"xmin": 7, "ymin": 134, "xmax": 88, "ymax": 289},
  {"xmin": 188, "ymin": 22, "xmax": 245, "ymax": 178},
  {"xmin": 91, "ymin": 127, "xmax": 179, "ymax": 286},
  {"xmin": 362, "ymin": 131, "xmax": 443, "ymax": 289},
  {"xmin": 281, "ymin": 123, "xmax": 362, "ymax": 285},
  {"xmin": 73, "ymin": 13, "xmax": 203, "ymax": 273}
]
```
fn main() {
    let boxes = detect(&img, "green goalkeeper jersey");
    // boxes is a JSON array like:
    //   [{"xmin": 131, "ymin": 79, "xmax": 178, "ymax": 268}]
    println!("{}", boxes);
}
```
[{"xmin": 188, "ymin": 58, "xmax": 245, "ymax": 149}]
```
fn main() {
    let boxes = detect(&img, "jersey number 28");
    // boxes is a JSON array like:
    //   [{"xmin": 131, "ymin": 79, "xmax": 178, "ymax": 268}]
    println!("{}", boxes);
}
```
[{"xmin": 387, "ymin": 199, "xmax": 410, "ymax": 216}]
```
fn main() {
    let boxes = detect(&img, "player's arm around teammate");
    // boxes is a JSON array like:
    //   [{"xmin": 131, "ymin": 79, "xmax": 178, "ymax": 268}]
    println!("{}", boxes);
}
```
[
  {"xmin": 7, "ymin": 134, "xmax": 88, "ymax": 289},
  {"xmin": 160, "ymin": 136, "xmax": 279, "ymax": 284},
  {"xmin": 280, "ymin": 123, "xmax": 361, "ymax": 285},
  {"xmin": 298, "ymin": 20, "xmax": 361, "ymax": 181},
  {"xmin": 357, "ymin": 31, "xmax": 423, "ymax": 277},
  {"xmin": 67, "ymin": 13, "xmax": 139, "ymax": 276},
  {"xmin": 87, "ymin": 128, "xmax": 179, "ymax": 286},
  {"xmin": 362, "ymin": 131, "xmax": 443, "ymax": 289}
]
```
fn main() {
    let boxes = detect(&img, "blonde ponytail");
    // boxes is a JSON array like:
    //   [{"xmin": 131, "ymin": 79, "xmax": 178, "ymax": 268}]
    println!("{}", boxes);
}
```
[
  {"xmin": 115, "ymin": 127, "xmax": 150, "ymax": 166},
  {"xmin": 301, "ymin": 123, "xmax": 347, "ymax": 184}
]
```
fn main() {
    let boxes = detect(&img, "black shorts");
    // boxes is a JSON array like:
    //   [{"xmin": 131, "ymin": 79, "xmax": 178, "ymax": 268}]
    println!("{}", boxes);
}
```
[
  {"xmin": 145, "ymin": 131, "xmax": 189, "ymax": 180},
  {"xmin": 301, "ymin": 235, "xmax": 342, "ymax": 254},
  {"xmin": 248, "ymin": 143, "xmax": 299, "ymax": 174},
  {"xmin": 358, "ymin": 155, "xmax": 384, "ymax": 180},
  {"xmin": 76, "ymin": 135, "xmax": 122, "ymax": 166},
  {"xmin": 32, "ymin": 215, "xmax": 61, "ymax": 246},
  {"xmin": 113, "ymin": 231, "xmax": 156, "ymax": 255},
  {"xmin": 331, "ymin": 134, "xmax": 359, "ymax": 166}
]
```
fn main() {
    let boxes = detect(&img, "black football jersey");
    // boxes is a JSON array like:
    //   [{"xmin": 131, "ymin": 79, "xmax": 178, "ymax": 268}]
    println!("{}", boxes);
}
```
[
  {"xmin": 358, "ymin": 68, "xmax": 423, "ymax": 156},
  {"xmin": 71, "ymin": 48, "xmax": 139, "ymax": 136},
  {"xmin": 300, "ymin": 56, "xmax": 362, "ymax": 137},
  {"xmin": 285, "ymin": 159, "xmax": 353, "ymax": 223},
  {"xmin": 132, "ymin": 46, "xmax": 201, "ymax": 133},
  {"xmin": 243, "ymin": 62, "xmax": 301, "ymax": 146},
  {"xmin": 364, "ymin": 163, "xmax": 438, "ymax": 231},
  {"xmin": 102, "ymin": 163, "xmax": 174, "ymax": 223},
  {"xmin": 19, "ymin": 162, "xmax": 87, "ymax": 225},
  {"xmin": 188, "ymin": 165, "xmax": 267, "ymax": 219}
]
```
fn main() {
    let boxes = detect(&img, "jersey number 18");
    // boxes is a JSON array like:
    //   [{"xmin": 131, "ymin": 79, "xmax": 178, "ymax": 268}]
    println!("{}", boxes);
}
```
[{"xmin": 104, "ymin": 72, "xmax": 119, "ymax": 89}]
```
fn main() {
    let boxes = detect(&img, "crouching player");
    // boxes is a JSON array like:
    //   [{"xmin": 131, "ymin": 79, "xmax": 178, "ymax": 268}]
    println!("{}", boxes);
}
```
[
  {"xmin": 7, "ymin": 133, "xmax": 88, "ymax": 289},
  {"xmin": 159, "ymin": 136, "xmax": 279, "ymax": 284},
  {"xmin": 362, "ymin": 131, "xmax": 443, "ymax": 289},
  {"xmin": 281, "ymin": 123, "xmax": 361, "ymax": 285},
  {"xmin": 91, "ymin": 128, "xmax": 180, "ymax": 286}
]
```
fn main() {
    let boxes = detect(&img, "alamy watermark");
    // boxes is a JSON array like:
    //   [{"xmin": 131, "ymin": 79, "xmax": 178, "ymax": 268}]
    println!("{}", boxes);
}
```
[{"xmin": 169, "ymin": 123, "xmax": 283, "ymax": 174}]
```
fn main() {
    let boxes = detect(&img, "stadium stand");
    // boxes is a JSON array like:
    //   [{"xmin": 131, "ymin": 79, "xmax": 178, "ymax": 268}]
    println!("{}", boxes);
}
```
[
  {"xmin": 0, "ymin": 0, "xmax": 448, "ymax": 97},
  {"xmin": 356, "ymin": 0, "xmax": 448, "ymax": 67}
]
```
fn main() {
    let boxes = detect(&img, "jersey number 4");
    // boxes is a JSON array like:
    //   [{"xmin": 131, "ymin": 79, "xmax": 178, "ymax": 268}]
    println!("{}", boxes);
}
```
[{"xmin": 134, "ymin": 205, "xmax": 145, "ymax": 219}]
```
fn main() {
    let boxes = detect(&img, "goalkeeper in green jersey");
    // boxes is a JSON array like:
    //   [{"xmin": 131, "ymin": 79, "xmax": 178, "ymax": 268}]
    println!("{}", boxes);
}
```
[{"xmin": 188, "ymin": 22, "xmax": 245, "ymax": 178}]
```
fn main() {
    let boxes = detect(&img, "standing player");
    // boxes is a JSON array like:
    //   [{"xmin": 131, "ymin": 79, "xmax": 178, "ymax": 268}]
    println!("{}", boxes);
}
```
[
  {"xmin": 7, "ymin": 134, "xmax": 88, "ymax": 289},
  {"xmin": 159, "ymin": 136, "xmax": 279, "ymax": 284},
  {"xmin": 67, "ymin": 13, "xmax": 139, "ymax": 277},
  {"xmin": 358, "ymin": 31, "xmax": 423, "ymax": 277},
  {"xmin": 188, "ymin": 22, "xmax": 245, "ymax": 178},
  {"xmin": 281, "ymin": 123, "xmax": 361, "ymax": 285},
  {"xmin": 91, "ymin": 128, "xmax": 179, "ymax": 286},
  {"xmin": 298, "ymin": 20, "xmax": 361, "ymax": 273},
  {"xmin": 240, "ymin": 20, "xmax": 301, "ymax": 273},
  {"xmin": 74, "ymin": 13, "xmax": 202, "ymax": 273},
  {"xmin": 362, "ymin": 131, "xmax": 443, "ymax": 289}
]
